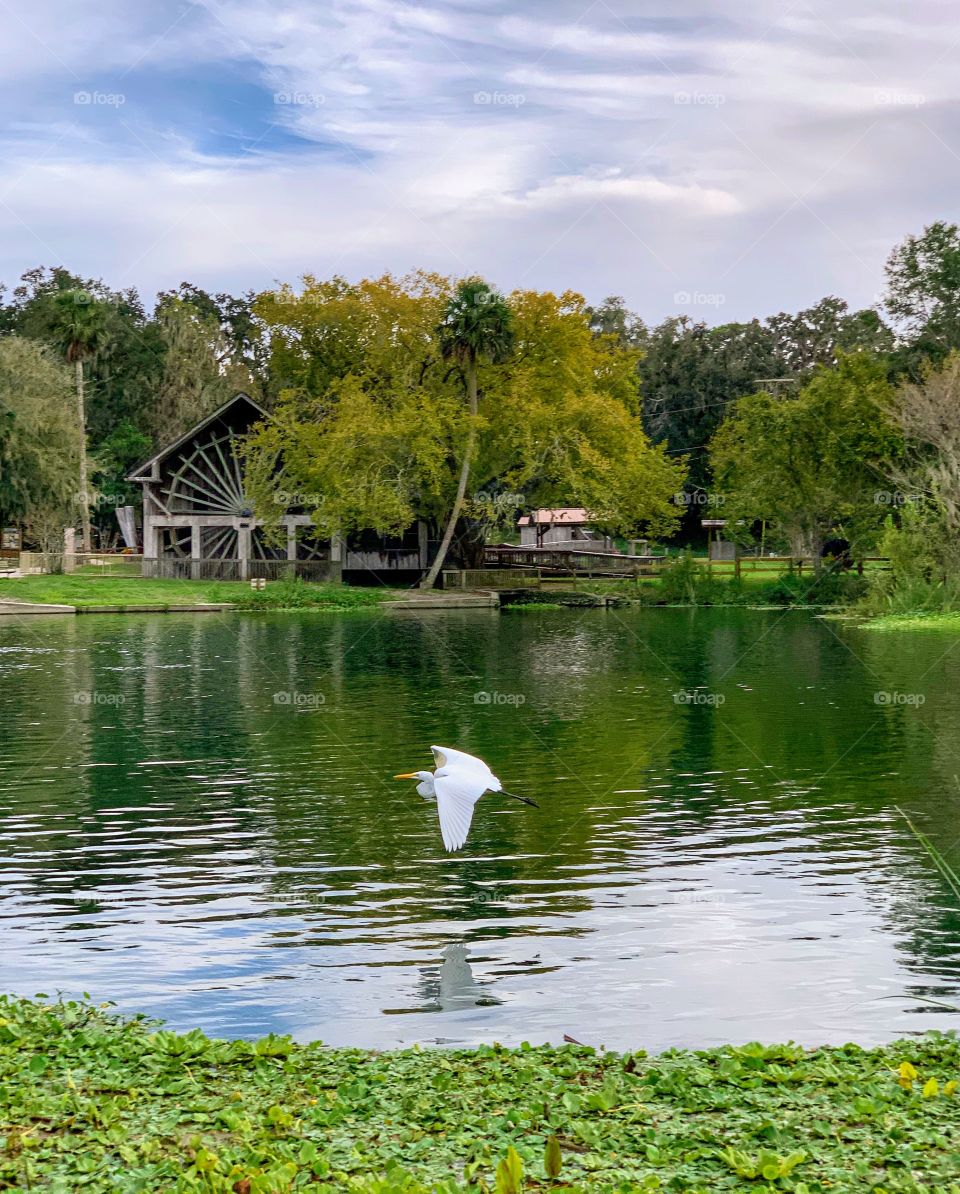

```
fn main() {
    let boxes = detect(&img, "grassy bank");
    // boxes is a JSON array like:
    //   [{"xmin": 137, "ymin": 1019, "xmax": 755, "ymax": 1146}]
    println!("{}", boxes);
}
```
[
  {"xmin": 3, "ymin": 998, "xmax": 959, "ymax": 1192},
  {"xmin": 0, "ymin": 576, "xmax": 397, "ymax": 610},
  {"xmin": 858, "ymin": 611, "xmax": 960, "ymax": 632}
]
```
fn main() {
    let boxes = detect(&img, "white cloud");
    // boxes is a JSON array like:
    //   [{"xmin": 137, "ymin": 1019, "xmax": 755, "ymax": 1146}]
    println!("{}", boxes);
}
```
[
  {"xmin": 0, "ymin": 0, "xmax": 957, "ymax": 320},
  {"xmin": 503, "ymin": 170, "xmax": 742, "ymax": 217}
]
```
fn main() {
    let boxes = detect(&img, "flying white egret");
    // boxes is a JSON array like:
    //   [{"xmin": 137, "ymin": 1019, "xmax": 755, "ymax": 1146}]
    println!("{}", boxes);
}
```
[{"xmin": 394, "ymin": 745, "xmax": 537, "ymax": 852}]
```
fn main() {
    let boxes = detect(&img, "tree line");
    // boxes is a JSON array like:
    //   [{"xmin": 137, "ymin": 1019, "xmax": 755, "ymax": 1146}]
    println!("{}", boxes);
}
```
[{"xmin": 2, "ymin": 222, "xmax": 960, "ymax": 595}]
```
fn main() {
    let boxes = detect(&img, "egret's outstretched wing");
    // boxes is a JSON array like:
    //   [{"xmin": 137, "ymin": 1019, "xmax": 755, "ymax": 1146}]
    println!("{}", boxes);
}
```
[
  {"xmin": 430, "ymin": 745, "xmax": 500, "ymax": 790},
  {"xmin": 433, "ymin": 769, "xmax": 489, "ymax": 852}
]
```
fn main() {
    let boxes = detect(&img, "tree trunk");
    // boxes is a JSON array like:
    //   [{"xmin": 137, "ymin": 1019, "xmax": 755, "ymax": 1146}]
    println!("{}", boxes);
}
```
[
  {"xmin": 75, "ymin": 358, "xmax": 92, "ymax": 553},
  {"xmin": 421, "ymin": 355, "xmax": 478, "ymax": 589}
]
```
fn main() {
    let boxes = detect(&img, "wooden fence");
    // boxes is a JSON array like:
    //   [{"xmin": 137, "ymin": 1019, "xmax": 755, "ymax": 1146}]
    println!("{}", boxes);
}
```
[
  {"xmin": 480, "ymin": 546, "xmax": 890, "ymax": 583},
  {"xmin": 16, "ymin": 552, "xmax": 338, "ymax": 584}
]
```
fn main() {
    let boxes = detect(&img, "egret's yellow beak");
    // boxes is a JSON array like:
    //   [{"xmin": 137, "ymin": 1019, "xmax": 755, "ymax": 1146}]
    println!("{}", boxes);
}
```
[{"xmin": 394, "ymin": 771, "xmax": 418, "ymax": 780}]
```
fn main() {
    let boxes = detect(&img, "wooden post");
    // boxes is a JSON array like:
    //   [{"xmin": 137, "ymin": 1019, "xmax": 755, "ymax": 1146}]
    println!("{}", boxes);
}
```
[
  {"xmin": 237, "ymin": 524, "xmax": 251, "ymax": 581},
  {"xmin": 63, "ymin": 527, "xmax": 76, "ymax": 573},
  {"xmin": 417, "ymin": 520, "xmax": 428, "ymax": 572},
  {"xmin": 191, "ymin": 522, "xmax": 202, "ymax": 581}
]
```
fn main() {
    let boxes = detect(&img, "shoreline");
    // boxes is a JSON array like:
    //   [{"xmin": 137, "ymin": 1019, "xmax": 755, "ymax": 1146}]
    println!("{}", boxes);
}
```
[
  {"xmin": 3, "ymin": 996, "xmax": 958, "ymax": 1191},
  {"xmin": 4, "ymin": 575, "xmax": 960, "ymax": 626}
]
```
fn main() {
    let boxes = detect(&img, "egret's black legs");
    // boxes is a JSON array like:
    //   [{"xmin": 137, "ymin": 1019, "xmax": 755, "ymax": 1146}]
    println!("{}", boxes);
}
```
[{"xmin": 500, "ymin": 790, "xmax": 539, "ymax": 807}]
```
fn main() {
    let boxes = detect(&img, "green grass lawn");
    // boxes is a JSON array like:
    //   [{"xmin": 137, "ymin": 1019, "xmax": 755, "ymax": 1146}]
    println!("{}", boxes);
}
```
[
  {"xmin": 2, "ymin": 997, "xmax": 959, "ymax": 1192},
  {"xmin": 0, "ymin": 575, "xmax": 398, "ymax": 610}
]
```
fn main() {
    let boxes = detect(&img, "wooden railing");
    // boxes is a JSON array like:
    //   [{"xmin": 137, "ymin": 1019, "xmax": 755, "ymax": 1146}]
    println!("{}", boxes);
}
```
[
  {"xmin": 482, "ymin": 547, "xmax": 890, "ymax": 580},
  {"xmin": 143, "ymin": 558, "xmax": 335, "ymax": 583},
  {"xmin": 343, "ymin": 549, "xmax": 424, "ymax": 572},
  {"xmin": 19, "ymin": 552, "xmax": 146, "ymax": 578},
  {"xmin": 483, "ymin": 546, "xmax": 666, "ymax": 575}
]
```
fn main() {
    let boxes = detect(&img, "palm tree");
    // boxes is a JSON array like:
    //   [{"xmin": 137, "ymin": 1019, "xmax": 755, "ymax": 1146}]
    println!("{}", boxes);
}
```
[
  {"xmin": 421, "ymin": 279, "xmax": 515, "ymax": 588},
  {"xmin": 52, "ymin": 289, "xmax": 112, "ymax": 552}
]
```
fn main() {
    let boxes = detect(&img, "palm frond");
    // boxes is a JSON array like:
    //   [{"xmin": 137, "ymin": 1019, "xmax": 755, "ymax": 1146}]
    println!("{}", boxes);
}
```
[{"xmin": 897, "ymin": 805, "xmax": 960, "ymax": 903}]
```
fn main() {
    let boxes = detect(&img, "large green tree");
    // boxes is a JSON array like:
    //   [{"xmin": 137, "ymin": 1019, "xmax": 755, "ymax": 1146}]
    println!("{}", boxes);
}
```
[
  {"xmin": 245, "ymin": 274, "xmax": 685, "ymax": 568},
  {"xmin": 422, "ymin": 278, "xmax": 515, "ymax": 588},
  {"xmin": 765, "ymin": 296, "xmax": 893, "ymax": 374},
  {"xmin": 50, "ymin": 288, "xmax": 115, "ymax": 551},
  {"xmin": 148, "ymin": 297, "xmax": 238, "ymax": 445},
  {"xmin": 640, "ymin": 316, "xmax": 780, "ymax": 491},
  {"xmin": 710, "ymin": 354, "xmax": 901, "ymax": 564},
  {"xmin": 0, "ymin": 337, "xmax": 79, "ymax": 545},
  {"xmin": 884, "ymin": 221, "xmax": 960, "ymax": 357},
  {"xmin": 155, "ymin": 282, "xmax": 269, "ymax": 398},
  {"xmin": 586, "ymin": 295, "xmax": 647, "ymax": 347},
  {"xmin": 884, "ymin": 352, "xmax": 960, "ymax": 546}
]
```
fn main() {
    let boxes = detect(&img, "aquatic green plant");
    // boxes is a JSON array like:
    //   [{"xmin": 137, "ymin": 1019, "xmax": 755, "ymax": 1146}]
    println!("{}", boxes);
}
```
[{"xmin": 2, "ymin": 997, "xmax": 959, "ymax": 1192}]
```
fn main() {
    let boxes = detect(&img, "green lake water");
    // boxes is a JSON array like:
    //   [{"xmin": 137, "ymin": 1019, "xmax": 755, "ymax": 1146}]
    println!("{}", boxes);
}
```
[{"xmin": 1, "ymin": 606, "xmax": 959, "ymax": 1050}]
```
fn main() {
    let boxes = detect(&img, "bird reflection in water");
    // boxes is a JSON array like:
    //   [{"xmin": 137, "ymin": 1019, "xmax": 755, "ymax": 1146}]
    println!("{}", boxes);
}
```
[{"xmin": 395, "ymin": 943, "xmax": 502, "ymax": 1015}]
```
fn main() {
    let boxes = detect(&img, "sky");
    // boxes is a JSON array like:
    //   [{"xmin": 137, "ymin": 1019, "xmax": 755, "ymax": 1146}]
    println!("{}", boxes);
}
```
[{"xmin": 0, "ymin": 0, "xmax": 956, "ymax": 322}]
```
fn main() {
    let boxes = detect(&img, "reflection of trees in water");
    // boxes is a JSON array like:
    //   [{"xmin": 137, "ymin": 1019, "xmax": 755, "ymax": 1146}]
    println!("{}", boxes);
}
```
[
  {"xmin": 5, "ymin": 609, "xmax": 960, "ymax": 994},
  {"xmin": 2, "ymin": 615, "xmax": 273, "ymax": 912}
]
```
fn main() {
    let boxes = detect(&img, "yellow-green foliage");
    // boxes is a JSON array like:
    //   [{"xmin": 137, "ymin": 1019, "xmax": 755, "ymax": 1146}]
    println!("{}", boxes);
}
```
[{"xmin": 245, "ymin": 274, "xmax": 685, "ymax": 542}]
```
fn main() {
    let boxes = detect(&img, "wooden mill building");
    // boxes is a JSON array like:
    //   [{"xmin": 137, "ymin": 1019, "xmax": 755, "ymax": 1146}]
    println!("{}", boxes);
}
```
[{"xmin": 127, "ymin": 393, "xmax": 431, "ymax": 584}]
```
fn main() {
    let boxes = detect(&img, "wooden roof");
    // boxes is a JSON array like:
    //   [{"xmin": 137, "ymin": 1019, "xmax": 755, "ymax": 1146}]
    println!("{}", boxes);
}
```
[
  {"xmin": 126, "ymin": 392, "xmax": 268, "ymax": 482},
  {"xmin": 517, "ymin": 507, "xmax": 592, "ymax": 527}
]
